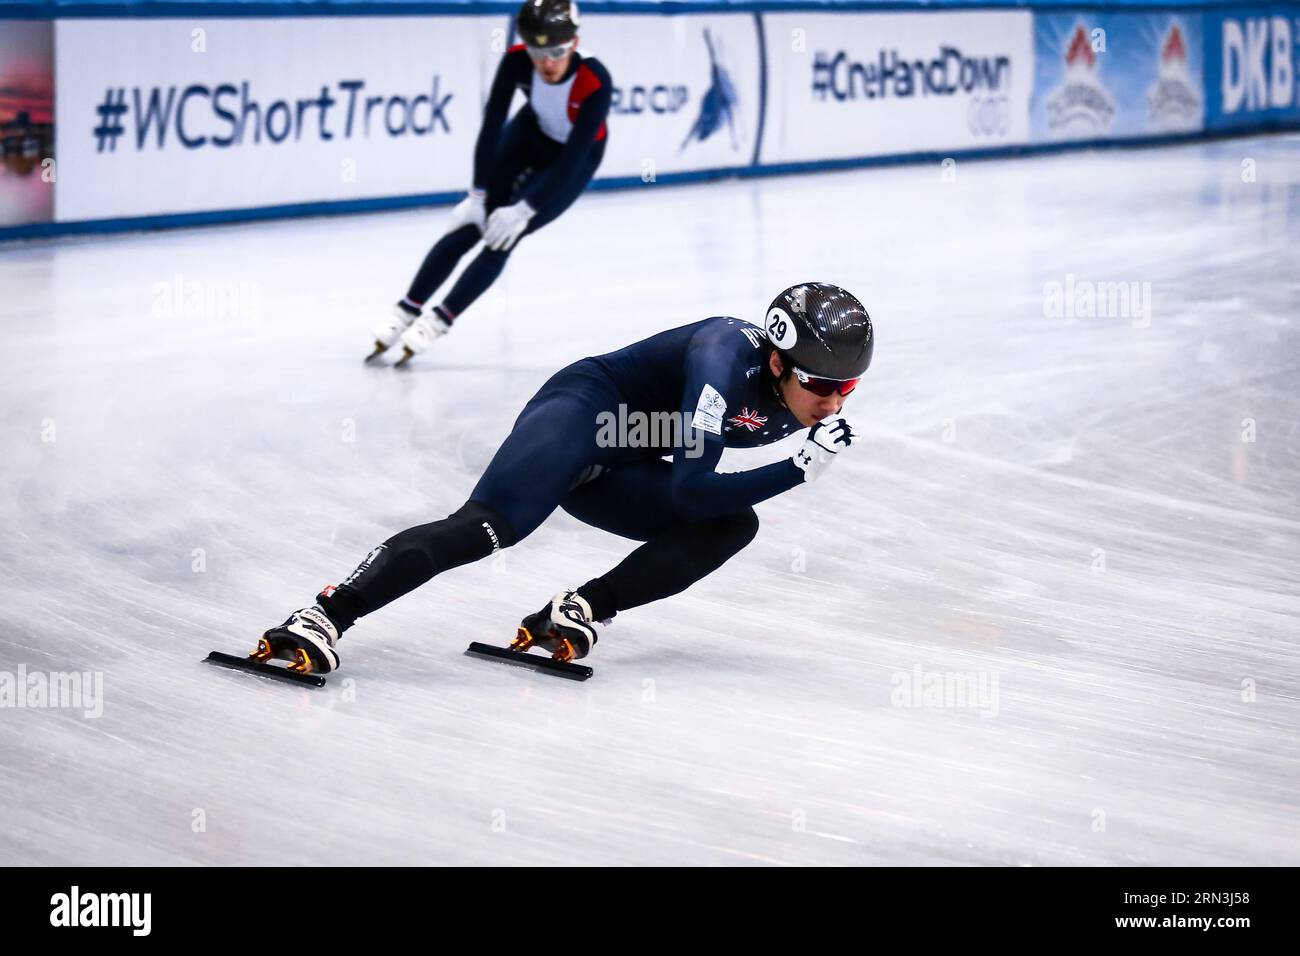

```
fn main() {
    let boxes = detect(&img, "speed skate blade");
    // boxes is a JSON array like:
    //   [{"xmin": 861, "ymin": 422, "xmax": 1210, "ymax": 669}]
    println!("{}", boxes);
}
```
[
  {"xmin": 464, "ymin": 642, "xmax": 593, "ymax": 681},
  {"xmin": 204, "ymin": 651, "xmax": 327, "ymax": 688}
]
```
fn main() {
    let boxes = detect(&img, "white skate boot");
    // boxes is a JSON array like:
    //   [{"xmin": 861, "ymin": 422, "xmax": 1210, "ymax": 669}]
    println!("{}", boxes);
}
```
[
  {"xmin": 512, "ymin": 590, "xmax": 600, "ymax": 662},
  {"xmin": 253, "ymin": 600, "xmax": 341, "ymax": 674},
  {"xmin": 396, "ymin": 311, "xmax": 452, "ymax": 365},
  {"xmin": 367, "ymin": 302, "xmax": 422, "ymax": 362}
]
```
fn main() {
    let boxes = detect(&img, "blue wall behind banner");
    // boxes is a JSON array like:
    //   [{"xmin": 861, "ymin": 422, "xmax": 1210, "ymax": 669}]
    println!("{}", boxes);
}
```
[
  {"xmin": 1204, "ymin": 5, "xmax": 1300, "ymax": 129},
  {"xmin": 2, "ymin": 0, "xmax": 1299, "ymax": 241},
  {"xmin": 1033, "ymin": 12, "xmax": 1205, "ymax": 141}
]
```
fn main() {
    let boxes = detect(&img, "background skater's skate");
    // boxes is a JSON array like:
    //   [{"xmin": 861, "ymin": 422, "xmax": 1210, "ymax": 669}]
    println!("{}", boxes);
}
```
[
  {"xmin": 395, "ymin": 311, "xmax": 452, "ymax": 366},
  {"xmin": 365, "ymin": 301, "xmax": 421, "ymax": 362}
]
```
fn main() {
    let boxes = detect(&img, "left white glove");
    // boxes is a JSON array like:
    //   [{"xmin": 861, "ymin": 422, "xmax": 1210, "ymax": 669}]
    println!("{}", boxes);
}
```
[
  {"xmin": 792, "ymin": 415, "xmax": 858, "ymax": 483},
  {"xmin": 483, "ymin": 200, "xmax": 535, "ymax": 251}
]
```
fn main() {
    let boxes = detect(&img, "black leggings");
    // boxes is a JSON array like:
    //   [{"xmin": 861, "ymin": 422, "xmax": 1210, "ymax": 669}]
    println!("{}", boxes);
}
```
[{"xmin": 322, "ymin": 495, "xmax": 758, "ymax": 630}]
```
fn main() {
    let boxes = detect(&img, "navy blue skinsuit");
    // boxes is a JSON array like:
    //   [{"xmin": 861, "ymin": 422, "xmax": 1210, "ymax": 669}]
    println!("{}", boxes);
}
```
[
  {"xmin": 473, "ymin": 316, "xmax": 805, "ymax": 541},
  {"xmin": 324, "ymin": 318, "xmax": 810, "ymax": 629}
]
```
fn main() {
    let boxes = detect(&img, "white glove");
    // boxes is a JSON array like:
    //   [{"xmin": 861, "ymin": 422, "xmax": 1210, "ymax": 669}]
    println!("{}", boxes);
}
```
[
  {"xmin": 483, "ymin": 199, "xmax": 535, "ymax": 251},
  {"xmin": 449, "ymin": 188, "xmax": 487, "ymax": 233},
  {"xmin": 792, "ymin": 415, "xmax": 857, "ymax": 483}
]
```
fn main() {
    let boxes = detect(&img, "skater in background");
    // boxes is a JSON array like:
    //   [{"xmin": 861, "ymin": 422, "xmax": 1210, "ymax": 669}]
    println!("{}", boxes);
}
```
[
  {"xmin": 259, "ymin": 283, "xmax": 874, "ymax": 674},
  {"xmin": 368, "ymin": 0, "xmax": 611, "ymax": 364}
]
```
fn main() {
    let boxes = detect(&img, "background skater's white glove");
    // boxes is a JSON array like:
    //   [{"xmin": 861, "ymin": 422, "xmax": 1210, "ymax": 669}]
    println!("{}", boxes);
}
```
[
  {"xmin": 483, "ymin": 200, "xmax": 535, "ymax": 251},
  {"xmin": 450, "ymin": 188, "xmax": 487, "ymax": 233},
  {"xmin": 792, "ymin": 415, "xmax": 858, "ymax": 483}
]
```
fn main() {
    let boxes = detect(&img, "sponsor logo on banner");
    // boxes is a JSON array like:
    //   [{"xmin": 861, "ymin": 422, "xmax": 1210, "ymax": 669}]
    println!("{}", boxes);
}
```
[
  {"xmin": 55, "ymin": 17, "xmax": 490, "ymax": 221},
  {"xmin": 1032, "ymin": 13, "xmax": 1204, "ymax": 142},
  {"xmin": 1148, "ymin": 23, "xmax": 1201, "ymax": 129},
  {"xmin": 93, "ymin": 78, "xmax": 455, "ymax": 154},
  {"xmin": 610, "ymin": 28, "xmax": 745, "ymax": 155},
  {"xmin": 610, "ymin": 83, "xmax": 689, "ymax": 115},
  {"xmin": 762, "ymin": 12, "xmax": 1034, "ymax": 163},
  {"xmin": 0, "ymin": 19, "xmax": 55, "ymax": 226},
  {"xmin": 1208, "ymin": 11, "xmax": 1299, "ymax": 127},
  {"xmin": 589, "ymin": 15, "xmax": 759, "ymax": 177},
  {"xmin": 680, "ymin": 29, "xmax": 742, "ymax": 152},
  {"xmin": 811, "ymin": 44, "xmax": 1016, "ymax": 137},
  {"xmin": 1043, "ymin": 24, "xmax": 1116, "ymax": 135}
]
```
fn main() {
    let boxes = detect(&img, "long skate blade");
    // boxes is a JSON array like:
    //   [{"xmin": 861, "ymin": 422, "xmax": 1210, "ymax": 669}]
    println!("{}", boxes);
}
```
[
  {"xmin": 204, "ymin": 651, "xmax": 327, "ymax": 688},
  {"xmin": 464, "ymin": 642, "xmax": 593, "ymax": 681}
]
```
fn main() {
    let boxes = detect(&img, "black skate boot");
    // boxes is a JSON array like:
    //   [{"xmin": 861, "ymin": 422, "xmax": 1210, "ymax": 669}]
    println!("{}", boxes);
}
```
[
  {"xmin": 512, "ymin": 590, "xmax": 600, "ymax": 662},
  {"xmin": 252, "ymin": 588, "xmax": 342, "ymax": 674}
]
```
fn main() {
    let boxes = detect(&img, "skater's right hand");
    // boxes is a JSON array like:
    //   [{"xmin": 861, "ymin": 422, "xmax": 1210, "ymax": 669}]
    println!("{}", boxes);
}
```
[
  {"xmin": 792, "ymin": 415, "xmax": 858, "ymax": 483},
  {"xmin": 451, "ymin": 188, "xmax": 487, "ymax": 234}
]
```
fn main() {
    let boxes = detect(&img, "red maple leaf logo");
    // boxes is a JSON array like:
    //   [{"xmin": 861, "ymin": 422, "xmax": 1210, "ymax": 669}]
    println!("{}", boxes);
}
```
[
  {"xmin": 1065, "ymin": 26, "xmax": 1095, "ymax": 69},
  {"xmin": 727, "ymin": 408, "xmax": 768, "ymax": 432}
]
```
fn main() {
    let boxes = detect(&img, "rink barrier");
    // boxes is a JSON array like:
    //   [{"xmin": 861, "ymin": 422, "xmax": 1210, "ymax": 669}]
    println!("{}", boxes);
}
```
[
  {"xmin": 0, "ymin": 1, "xmax": 1276, "ymax": 14},
  {"xmin": 2, "ymin": 0, "xmax": 1298, "ymax": 239},
  {"xmin": 4, "ymin": 128, "xmax": 1232, "ymax": 242}
]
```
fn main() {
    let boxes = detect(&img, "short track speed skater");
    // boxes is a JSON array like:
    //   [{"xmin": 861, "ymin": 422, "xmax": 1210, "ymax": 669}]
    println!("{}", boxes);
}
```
[{"xmin": 255, "ymin": 284, "xmax": 873, "ymax": 694}]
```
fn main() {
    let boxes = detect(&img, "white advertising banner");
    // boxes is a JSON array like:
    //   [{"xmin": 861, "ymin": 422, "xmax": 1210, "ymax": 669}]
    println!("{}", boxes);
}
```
[
  {"xmin": 54, "ymin": 17, "xmax": 503, "ymax": 221},
  {"xmin": 578, "ymin": 14, "xmax": 762, "ymax": 179},
  {"xmin": 761, "ymin": 11, "xmax": 1035, "ymax": 163}
]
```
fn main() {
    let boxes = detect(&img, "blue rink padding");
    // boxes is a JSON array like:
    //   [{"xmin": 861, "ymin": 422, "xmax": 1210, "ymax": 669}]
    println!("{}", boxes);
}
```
[{"xmin": 2, "ymin": 0, "xmax": 1298, "ymax": 240}]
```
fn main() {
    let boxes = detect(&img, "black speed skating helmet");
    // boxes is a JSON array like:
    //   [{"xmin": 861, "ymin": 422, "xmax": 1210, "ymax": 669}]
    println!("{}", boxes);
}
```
[
  {"xmin": 764, "ymin": 282, "xmax": 874, "ymax": 380},
  {"xmin": 517, "ymin": 0, "xmax": 580, "ymax": 48}
]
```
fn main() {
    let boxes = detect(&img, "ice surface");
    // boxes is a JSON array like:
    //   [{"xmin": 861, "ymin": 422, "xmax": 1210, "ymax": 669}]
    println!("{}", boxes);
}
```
[{"xmin": 2, "ymin": 136, "xmax": 1298, "ymax": 865}]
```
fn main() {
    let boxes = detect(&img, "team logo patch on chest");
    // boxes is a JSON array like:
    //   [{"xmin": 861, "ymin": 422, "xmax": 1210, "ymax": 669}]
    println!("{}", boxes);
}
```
[
  {"xmin": 727, "ymin": 408, "xmax": 768, "ymax": 432},
  {"xmin": 691, "ymin": 384, "xmax": 727, "ymax": 435}
]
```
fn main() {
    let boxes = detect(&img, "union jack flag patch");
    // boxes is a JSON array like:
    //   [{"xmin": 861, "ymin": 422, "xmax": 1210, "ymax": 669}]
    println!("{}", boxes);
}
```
[{"xmin": 727, "ymin": 408, "xmax": 768, "ymax": 432}]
